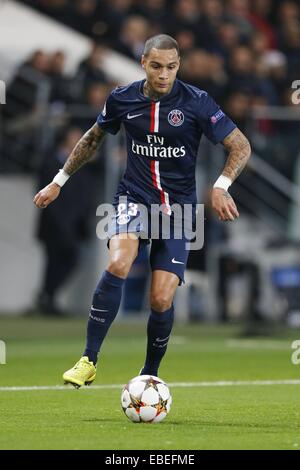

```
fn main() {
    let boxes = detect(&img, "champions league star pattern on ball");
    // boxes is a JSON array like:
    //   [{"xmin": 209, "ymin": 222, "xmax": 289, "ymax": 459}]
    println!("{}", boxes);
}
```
[
  {"xmin": 97, "ymin": 78, "xmax": 236, "ymax": 215},
  {"xmin": 121, "ymin": 375, "xmax": 172, "ymax": 423}
]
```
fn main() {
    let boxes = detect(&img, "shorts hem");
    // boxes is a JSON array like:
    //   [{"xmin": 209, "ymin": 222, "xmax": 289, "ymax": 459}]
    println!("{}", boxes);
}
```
[{"xmin": 151, "ymin": 267, "xmax": 185, "ymax": 286}]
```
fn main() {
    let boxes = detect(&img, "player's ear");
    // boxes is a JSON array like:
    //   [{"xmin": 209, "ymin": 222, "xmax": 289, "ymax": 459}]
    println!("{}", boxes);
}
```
[{"xmin": 141, "ymin": 55, "xmax": 145, "ymax": 69}]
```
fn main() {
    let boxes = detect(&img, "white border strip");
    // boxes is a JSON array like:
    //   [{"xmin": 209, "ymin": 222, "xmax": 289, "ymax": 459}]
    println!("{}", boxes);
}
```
[
  {"xmin": 0, "ymin": 379, "xmax": 300, "ymax": 392},
  {"xmin": 154, "ymin": 101, "xmax": 160, "ymax": 133},
  {"xmin": 154, "ymin": 161, "xmax": 171, "ymax": 215},
  {"xmin": 154, "ymin": 161, "xmax": 162, "ymax": 190}
]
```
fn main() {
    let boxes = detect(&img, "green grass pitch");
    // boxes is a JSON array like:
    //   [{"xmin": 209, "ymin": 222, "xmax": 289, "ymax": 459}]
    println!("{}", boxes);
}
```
[{"xmin": 0, "ymin": 317, "xmax": 300, "ymax": 450}]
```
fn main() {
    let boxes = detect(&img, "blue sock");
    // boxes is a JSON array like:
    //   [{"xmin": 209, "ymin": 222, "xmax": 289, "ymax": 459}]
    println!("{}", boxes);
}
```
[
  {"xmin": 83, "ymin": 270, "xmax": 125, "ymax": 365},
  {"xmin": 141, "ymin": 305, "xmax": 174, "ymax": 377}
]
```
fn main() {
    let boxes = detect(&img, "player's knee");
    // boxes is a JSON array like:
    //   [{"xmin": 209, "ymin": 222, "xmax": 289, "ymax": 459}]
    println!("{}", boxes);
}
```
[
  {"xmin": 107, "ymin": 258, "xmax": 131, "ymax": 279},
  {"xmin": 150, "ymin": 290, "xmax": 173, "ymax": 312}
]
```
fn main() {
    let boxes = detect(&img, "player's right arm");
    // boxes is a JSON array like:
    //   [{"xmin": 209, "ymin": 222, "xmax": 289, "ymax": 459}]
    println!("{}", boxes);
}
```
[{"xmin": 33, "ymin": 123, "xmax": 106, "ymax": 209}]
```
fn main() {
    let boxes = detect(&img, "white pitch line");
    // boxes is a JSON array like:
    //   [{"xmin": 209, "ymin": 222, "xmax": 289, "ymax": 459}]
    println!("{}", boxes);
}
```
[
  {"xmin": 0, "ymin": 379, "xmax": 300, "ymax": 392},
  {"xmin": 225, "ymin": 339, "xmax": 289, "ymax": 350}
]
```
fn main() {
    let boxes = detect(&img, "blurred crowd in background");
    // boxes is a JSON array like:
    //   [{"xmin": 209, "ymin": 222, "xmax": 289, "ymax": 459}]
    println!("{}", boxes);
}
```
[
  {"xmin": 2, "ymin": 0, "xmax": 300, "ymax": 177},
  {"xmin": 1, "ymin": 0, "xmax": 300, "ymax": 321},
  {"xmin": 19, "ymin": 0, "xmax": 300, "ymax": 107},
  {"xmin": 2, "ymin": 0, "xmax": 300, "ymax": 173}
]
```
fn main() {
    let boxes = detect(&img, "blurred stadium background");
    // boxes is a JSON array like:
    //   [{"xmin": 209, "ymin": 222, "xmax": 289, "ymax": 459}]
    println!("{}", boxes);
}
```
[
  {"xmin": 1, "ymin": 0, "xmax": 300, "ymax": 330},
  {"xmin": 2, "ymin": 0, "xmax": 300, "ymax": 452}
]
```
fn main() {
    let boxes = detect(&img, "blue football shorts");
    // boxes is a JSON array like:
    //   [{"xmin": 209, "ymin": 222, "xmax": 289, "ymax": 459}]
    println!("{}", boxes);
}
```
[{"xmin": 107, "ymin": 190, "xmax": 196, "ymax": 285}]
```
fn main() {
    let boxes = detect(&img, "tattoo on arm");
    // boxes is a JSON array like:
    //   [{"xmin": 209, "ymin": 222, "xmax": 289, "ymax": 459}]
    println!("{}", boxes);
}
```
[
  {"xmin": 63, "ymin": 124, "xmax": 106, "ymax": 176},
  {"xmin": 223, "ymin": 190, "xmax": 232, "ymax": 199},
  {"xmin": 221, "ymin": 128, "xmax": 251, "ymax": 181}
]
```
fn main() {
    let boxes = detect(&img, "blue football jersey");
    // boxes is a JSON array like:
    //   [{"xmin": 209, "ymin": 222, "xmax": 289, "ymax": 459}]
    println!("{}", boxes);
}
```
[{"xmin": 97, "ymin": 79, "xmax": 236, "ymax": 214}]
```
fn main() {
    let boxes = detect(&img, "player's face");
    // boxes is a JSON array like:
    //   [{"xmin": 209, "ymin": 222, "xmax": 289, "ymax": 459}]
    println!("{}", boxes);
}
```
[{"xmin": 141, "ymin": 48, "xmax": 180, "ymax": 96}]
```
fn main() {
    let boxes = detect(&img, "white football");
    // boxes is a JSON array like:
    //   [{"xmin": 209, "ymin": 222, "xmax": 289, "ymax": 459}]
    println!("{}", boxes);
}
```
[{"xmin": 121, "ymin": 375, "xmax": 172, "ymax": 423}]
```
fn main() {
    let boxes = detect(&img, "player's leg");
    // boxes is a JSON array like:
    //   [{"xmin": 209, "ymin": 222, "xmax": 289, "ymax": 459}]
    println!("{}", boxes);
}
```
[
  {"xmin": 63, "ymin": 234, "xmax": 139, "ymax": 387},
  {"xmin": 83, "ymin": 233, "xmax": 139, "ymax": 365},
  {"xmin": 140, "ymin": 269, "xmax": 179, "ymax": 376},
  {"xmin": 140, "ymin": 237, "xmax": 190, "ymax": 377}
]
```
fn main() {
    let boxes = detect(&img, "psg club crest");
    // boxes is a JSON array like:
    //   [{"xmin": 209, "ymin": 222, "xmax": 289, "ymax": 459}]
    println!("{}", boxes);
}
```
[{"xmin": 168, "ymin": 109, "xmax": 184, "ymax": 127}]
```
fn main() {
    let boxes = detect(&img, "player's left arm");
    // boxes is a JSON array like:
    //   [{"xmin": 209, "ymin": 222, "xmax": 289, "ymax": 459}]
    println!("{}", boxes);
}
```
[{"xmin": 212, "ymin": 128, "xmax": 251, "ymax": 221}]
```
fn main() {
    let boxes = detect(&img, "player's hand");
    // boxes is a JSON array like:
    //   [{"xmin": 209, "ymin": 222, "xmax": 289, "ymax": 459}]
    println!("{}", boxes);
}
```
[
  {"xmin": 211, "ymin": 188, "xmax": 239, "ymax": 222},
  {"xmin": 33, "ymin": 182, "xmax": 61, "ymax": 209}
]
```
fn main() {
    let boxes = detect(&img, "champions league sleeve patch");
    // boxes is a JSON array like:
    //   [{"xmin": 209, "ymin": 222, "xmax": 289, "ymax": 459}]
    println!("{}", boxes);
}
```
[{"xmin": 210, "ymin": 109, "xmax": 225, "ymax": 124}]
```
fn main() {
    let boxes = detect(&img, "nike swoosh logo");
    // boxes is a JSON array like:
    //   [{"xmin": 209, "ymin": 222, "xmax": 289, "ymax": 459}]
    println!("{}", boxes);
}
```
[
  {"xmin": 127, "ymin": 113, "xmax": 143, "ymax": 120},
  {"xmin": 171, "ymin": 257, "xmax": 184, "ymax": 264},
  {"xmin": 155, "ymin": 335, "xmax": 170, "ymax": 342},
  {"xmin": 91, "ymin": 306, "xmax": 108, "ymax": 313}
]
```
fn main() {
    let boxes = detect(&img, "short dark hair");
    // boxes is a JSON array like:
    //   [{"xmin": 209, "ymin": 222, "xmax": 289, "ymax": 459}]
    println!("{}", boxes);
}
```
[{"xmin": 143, "ymin": 34, "xmax": 180, "ymax": 57}]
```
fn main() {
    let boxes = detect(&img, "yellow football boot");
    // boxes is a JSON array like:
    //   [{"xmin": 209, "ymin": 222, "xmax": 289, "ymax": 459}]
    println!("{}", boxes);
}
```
[{"xmin": 63, "ymin": 356, "xmax": 96, "ymax": 389}]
